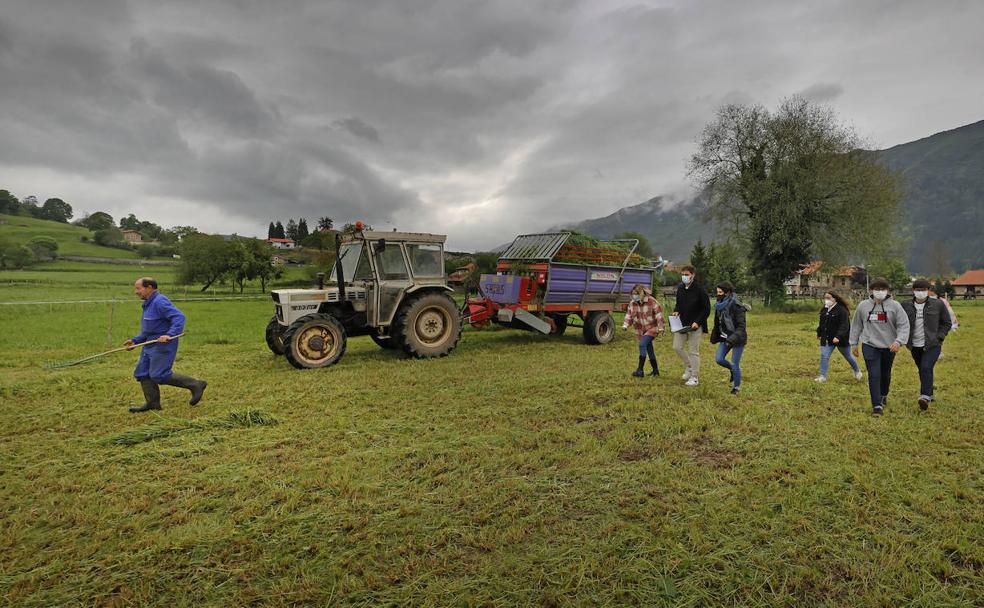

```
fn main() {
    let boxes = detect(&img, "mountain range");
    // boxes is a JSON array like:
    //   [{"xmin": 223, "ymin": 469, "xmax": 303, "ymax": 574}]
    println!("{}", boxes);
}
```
[{"xmin": 559, "ymin": 120, "xmax": 984, "ymax": 273}]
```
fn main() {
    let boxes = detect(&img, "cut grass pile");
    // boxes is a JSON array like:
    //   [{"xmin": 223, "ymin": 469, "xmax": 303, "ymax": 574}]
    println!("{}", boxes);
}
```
[
  {"xmin": 103, "ymin": 409, "xmax": 278, "ymax": 446},
  {"xmin": 0, "ymin": 282, "xmax": 982, "ymax": 606}
]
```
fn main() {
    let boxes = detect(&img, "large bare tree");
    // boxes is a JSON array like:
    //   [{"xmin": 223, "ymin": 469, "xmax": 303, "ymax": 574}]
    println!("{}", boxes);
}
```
[{"xmin": 689, "ymin": 97, "xmax": 903, "ymax": 298}]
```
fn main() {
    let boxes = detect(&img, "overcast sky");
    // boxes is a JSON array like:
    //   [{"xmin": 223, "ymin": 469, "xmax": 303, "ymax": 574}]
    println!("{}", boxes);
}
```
[{"xmin": 1, "ymin": 0, "xmax": 982, "ymax": 250}]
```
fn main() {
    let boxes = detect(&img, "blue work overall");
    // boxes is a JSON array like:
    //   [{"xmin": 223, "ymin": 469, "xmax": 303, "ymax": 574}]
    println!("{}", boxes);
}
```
[{"xmin": 132, "ymin": 291, "xmax": 185, "ymax": 383}]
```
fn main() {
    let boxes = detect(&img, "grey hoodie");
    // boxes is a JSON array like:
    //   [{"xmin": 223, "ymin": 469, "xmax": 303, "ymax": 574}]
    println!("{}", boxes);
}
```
[{"xmin": 850, "ymin": 295, "xmax": 910, "ymax": 348}]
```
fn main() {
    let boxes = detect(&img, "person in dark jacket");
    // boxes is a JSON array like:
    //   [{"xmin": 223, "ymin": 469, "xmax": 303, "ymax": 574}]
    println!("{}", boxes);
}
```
[
  {"xmin": 125, "ymin": 277, "xmax": 207, "ymax": 413},
  {"xmin": 709, "ymin": 282, "xmax": 747, "ymax": 395},
  {"xmin": 815, "ymin": 290, "xmax": 862, "ymax": 383},
  {"xmin": 671, "ymin": 265, "xmax": 711, "ymax": 386},
  {"xmin": 901, "ymin": 278, "xmax": 952, "ymax": 411}
]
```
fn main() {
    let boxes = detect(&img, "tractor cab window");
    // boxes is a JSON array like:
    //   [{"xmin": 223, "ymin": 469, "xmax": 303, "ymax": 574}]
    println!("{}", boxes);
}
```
[
  {"xmin": 408, "ymin": 244, "xmax": 443, "ymax": 277},
  {"xmin": 331, "ymin": 242, "xmax": 372, "ymax": 283},
  {"xmin": 372, "ymin": 242, "xmax": 409, "ymax": 281}
]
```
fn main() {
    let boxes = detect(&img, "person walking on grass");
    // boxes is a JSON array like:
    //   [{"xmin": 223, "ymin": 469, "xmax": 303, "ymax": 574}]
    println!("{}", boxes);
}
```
[
  {"xmin": 901, "ymin": 279, "xmax": 952, "ymax": 411},
  {"xmin": 709, "ymin": 282, "xmax": 748, "ymax": 395},
  {"xmin": 125, "ymin": 277, "xmax": 207, "ymax": 413},
  {"xmin": 928, "ymin": 285, "xmax": 958, "ymax": 359},
  {"xmin": 671, "ymin": 265, "xmax": 710, "ymax": 386},
  {"xmin": 622, "ymin": 284, "xmax": 665, "ymax": 377},
  {"xmin": 815, "ymin": 290, "xmax": 863, "ymax": 383},
  {"xmin": 850, "ymin": 278, "xmax": 910, "ymax": 417}
]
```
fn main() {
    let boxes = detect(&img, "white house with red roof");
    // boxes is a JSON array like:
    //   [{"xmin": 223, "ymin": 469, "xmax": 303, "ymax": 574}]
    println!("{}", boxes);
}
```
[{"xmin": 267, "ymin": 237, "xmax": 295, "ymax": 250}]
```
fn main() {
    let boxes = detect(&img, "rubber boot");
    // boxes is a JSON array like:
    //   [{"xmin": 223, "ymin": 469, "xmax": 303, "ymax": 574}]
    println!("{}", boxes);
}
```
[
  {"xmin": 161, "ymin": 373, "xmax": 208, "ymax": 406},
  {"xmin": 649, "ymin": 357, "xmax": 660, "ymax": 377},
  {"xmin": 632, "ymin": 356, "xmax": 645, "ymax": 377},
  {"xmin": 129, "ymin": 380, "xmax": 162, "ymax": 413}
]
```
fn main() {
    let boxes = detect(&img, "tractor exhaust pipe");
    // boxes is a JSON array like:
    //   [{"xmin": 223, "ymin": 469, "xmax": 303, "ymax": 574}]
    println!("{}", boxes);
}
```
[{"xmin": 316, "ymin": 272, "xmax": 325, "ymax": 290}]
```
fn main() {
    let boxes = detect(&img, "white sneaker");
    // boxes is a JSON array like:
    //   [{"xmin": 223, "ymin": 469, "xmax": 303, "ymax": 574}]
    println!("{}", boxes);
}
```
[
  {"xmin": 854, "ymin": 370, "xmax": 863, "ymax": 381},
  {"xmin": 814, "ymin": 376, "xmax": 826, "ymax": 383},
  {"xmin": 681, "ymin": 368, "xmax": 692, "ymax": 381},
  {"xmin": 685, "ymin": 377, "xmax": 699, "ymax": 387}
]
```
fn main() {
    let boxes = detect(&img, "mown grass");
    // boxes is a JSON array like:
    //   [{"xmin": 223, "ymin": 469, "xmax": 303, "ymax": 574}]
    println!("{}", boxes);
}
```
[{"xmin": 0, "ymin": 287, "xmax": 982, "ymax": 606}]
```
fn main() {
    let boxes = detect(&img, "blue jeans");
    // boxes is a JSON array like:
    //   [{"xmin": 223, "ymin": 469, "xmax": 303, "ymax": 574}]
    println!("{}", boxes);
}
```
[
  {"xmin": 638, "ymin": 335, "xmax": 656, "ymax": 360},
  {"xmin": 715, "ymin": 342, "xmax": 744, "ymax": 388},
  {"xmin": 819, "ymin": 344, "xmax": 860, "ymax": 376},
  {"xmin": 909, "ymin": 345, "xmax": 941, "ymax": 398},
  {"xmin": 861, "ymin": 344, "xmax": 896, "ymax": 407}
]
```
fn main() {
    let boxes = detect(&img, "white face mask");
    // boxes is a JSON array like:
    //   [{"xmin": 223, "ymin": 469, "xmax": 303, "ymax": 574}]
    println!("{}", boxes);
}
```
[
  {"xmin": 929, "ymin": 294, "xmax": 939, "ymax": 299},
  {"xmin": 681, "ymin": 275, "xmax": 692, "ymax": 285},
  {"xmin": 872, "ymin": 290, "xmax": 888, "ymax": 301},
  {"xmin": 913, "ymin": 290, "xmax": 928, "ymax": 301},
  {"xmin": 632, "ymin": 294, "xmax": 641, "ymax": 302},
  {"xmin": 824, "ymin": 299, "xmax": 835, "ymax": 308}
]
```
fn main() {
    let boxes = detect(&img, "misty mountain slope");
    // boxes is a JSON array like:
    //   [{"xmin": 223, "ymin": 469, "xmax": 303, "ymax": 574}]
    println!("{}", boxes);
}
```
[{"xmin": 561, "ymin": 120, "xmax": 984, "ymax": 271}]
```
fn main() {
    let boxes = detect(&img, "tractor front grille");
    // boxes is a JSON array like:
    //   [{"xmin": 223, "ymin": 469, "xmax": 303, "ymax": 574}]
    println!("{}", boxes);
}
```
[{"xmin": 275, "ymin": 305, "xmax": 284, "ymax": 322}]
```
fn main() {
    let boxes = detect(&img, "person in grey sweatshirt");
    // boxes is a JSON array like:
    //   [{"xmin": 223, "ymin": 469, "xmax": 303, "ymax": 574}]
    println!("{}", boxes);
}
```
[{"xmin": 849, "ymin": 278, "xmax": 911, "ymax": 416}]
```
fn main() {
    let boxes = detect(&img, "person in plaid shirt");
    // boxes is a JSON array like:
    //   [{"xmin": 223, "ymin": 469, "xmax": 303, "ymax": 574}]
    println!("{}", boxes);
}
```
[{"xmin": 622, "ymin": 284, "xmax": 665, "ymax": 377}]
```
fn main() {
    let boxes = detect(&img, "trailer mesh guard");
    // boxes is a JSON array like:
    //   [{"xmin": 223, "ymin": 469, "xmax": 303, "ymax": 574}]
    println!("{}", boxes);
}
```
[{"xmin": 498, "ymin": 233, "xmax": 571, "ymax": 261}]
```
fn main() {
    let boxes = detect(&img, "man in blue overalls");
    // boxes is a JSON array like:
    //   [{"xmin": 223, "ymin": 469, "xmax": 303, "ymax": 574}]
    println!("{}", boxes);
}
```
[{"xmin": 125, "ymin": 277, "xmax": 207, "ymax": 413}]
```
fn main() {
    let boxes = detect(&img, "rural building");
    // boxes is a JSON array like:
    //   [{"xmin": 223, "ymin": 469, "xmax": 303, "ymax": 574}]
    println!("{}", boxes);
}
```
[
  {"xmin": 267, "ymin": 237, "xmax": 296, "ymax": 250},
  {"xmin": 952, "ymin": 269, "xmax": 984, "ymax": 299},
  {"xmin": 121, "ymin": 229, "xmax": 142, "ymax": 243},
  {"xmin": 784, "ymin": 262, "xmax": 859, "ymax": 297}
]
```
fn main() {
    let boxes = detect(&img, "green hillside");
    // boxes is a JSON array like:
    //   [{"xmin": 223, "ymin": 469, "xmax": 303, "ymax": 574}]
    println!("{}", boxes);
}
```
[
  {"xmin": 0, "ymin": 214, "xmax": 142, "ymax": 259},
  {"xmin": 877, "ymin": 119, "xmax": 984, "ymax": 274}
]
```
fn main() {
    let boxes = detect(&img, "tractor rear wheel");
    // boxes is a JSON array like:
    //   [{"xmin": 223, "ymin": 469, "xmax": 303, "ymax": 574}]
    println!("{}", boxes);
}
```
[
  {"xmin": 393, "ymin": 292, "xmax": 462, "ymax": 358},
  {"xmin": 370, "ymin": 335, "xmax": 398, "ymax": 349},
  {"xmin": 265, "ymin": 315, "xmax": 286, "ymax": 355},
  {"xmin": 283, "ymin": 313, "xmax": 347, "ymax": 369},
  {"xmin": 583, "ymin": 311, "xmax": 615, "ymax": 345}
]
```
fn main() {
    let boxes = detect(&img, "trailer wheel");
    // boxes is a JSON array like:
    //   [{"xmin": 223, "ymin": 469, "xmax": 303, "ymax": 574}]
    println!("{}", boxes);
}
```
[
  {"xmin": 265, "ymin": 315, "xmax": 287, "ymax": 355},
  {"xmin": 548, "ymin": 313, "xmax": 568, "ymax": 336},
  {"xmin": 283, "ymin": 313, "xmax": 347, "ymax": 369},
  {"xmin": 370, "ymin": 335, "xmax": 398, "ymax": 349},
  {"xmin": 393, "ymin": 292, "xmax": 462, "ymax": 358},
  {"xmin": 583, "ymin": 311, "xmax": 615, "ymax": 345}
]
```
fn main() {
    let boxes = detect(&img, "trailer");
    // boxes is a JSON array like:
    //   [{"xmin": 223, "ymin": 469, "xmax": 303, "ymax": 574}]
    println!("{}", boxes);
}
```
[{"xmin": 464, "ymin": 232, "xmax": 655, "ymax": 344}]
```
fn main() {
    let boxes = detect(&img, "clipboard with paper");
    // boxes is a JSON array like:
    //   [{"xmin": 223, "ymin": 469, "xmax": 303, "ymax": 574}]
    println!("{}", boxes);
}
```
[{"xmin": 669, "ymin": 315, "xmax": 692, "ymax": 333}]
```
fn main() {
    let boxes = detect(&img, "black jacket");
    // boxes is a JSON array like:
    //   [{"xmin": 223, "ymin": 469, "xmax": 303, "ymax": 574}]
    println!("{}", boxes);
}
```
[
  {"xmin": 674, "ymin": 282, "xmax": 711, "ymax": 333},
  {"xmin": 817, "ymin": 303, "xmax": 850, "ymax": 346},
  {"xmin": 900, "ymin": 298, "xmax": 952, "ymax": 348},
  {"xmin": 710, "ymin": 298, "xmax": 747, "ymax": 347}
]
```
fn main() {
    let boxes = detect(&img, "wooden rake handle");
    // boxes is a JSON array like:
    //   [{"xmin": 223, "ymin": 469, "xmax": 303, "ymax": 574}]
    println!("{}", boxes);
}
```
[{"xmin": 49, "ymin": 333, "xmax": 186, "ymax": 368}]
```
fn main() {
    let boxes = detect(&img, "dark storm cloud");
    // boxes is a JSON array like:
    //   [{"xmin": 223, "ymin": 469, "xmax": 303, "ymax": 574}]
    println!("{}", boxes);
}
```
[
  {"xmin": 332, "ymin": 118, "xmax": 381, "ymax": 144},
  {"xmin": 799, "ymin": 83, "xmax": 845, "ymax": 103},
  {"xmin": 1, "ymin": 0, "xmax": 983, "ymax": 248}
]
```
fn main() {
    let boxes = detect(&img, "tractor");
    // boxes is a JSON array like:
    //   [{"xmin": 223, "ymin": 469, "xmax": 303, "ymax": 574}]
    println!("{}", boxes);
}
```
[{"xmin": 266, "ymin": 229, "xmax": 461, "ymax": 369}]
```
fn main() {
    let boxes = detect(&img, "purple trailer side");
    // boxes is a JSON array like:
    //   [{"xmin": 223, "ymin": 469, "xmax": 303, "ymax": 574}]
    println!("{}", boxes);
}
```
[{"xmin": 545, "ymin": 263, "xmax": 653, "ymax": 305}]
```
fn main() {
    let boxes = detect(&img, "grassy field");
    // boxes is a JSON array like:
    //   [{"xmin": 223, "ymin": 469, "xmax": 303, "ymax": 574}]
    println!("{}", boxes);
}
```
[
  {"xmin": 0, "ymin": 260, "xmax": 312, "ymax": 301},
  {"xmin": 0, "ymin": 214, "xmax": 147, "ymax": 259},
  {"xmin": 1, "ymin": 278, "xmax": 982, "ymax": 606}
]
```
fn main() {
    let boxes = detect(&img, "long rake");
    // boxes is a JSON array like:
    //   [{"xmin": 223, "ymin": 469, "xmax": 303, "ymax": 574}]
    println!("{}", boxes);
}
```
[{"xmin": 43, "ymin": 333, "xmax": 186, "ymax": 369}]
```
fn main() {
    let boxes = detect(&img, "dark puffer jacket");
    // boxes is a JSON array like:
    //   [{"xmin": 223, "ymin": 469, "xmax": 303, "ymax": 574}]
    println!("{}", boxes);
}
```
[
  {"xmin": 710, "ymin": 298, "xmax": 748, "ymax": 347},
  {"xmin": 817, "ymin": 303, "xmax": 850, "ymax": 346}
]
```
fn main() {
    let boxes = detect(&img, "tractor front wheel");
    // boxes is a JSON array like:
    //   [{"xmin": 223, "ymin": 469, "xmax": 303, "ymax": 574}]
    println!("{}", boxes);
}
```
[
  {"xmin": 393, "ymin": 292, "xmax": 462, "ymax": 358},
  {"xmin": 265, "ymin": 315, "xmax": 287, "ymax": 356},
  {"xmin": 583, "ymin": 311, "xmax": 615, "ymax": 345},
  {"xmin": 283, "ymin": 313, "xmax": 347, "ymax": 369}
]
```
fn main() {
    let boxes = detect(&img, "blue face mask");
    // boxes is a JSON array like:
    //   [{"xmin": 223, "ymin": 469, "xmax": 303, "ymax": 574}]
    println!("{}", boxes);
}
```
[{"xmin": 682, "ymin": 275, "xmax": 692, "ymax": 285}]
